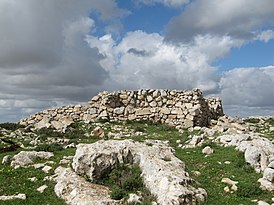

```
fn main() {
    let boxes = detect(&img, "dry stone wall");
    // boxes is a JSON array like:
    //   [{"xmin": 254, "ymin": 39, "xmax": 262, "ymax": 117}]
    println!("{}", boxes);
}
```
[{"xmin": 20, "ymin": 89, "xmax": 223, "ymax": 130}]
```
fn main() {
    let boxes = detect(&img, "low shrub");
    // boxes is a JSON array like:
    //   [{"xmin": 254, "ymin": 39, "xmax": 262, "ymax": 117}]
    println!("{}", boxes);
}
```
[
  {"xmin": 0, "ymin": 123, "xmax": 25, "ymax": 131},
  {"xmin": 35, "ymin": 143, "xmax": 63, "ymax": 152},
  {"xmin": 236, "ymin": 182, "xmax": 264, "ymax": 198},
  {"xmin": 243, "ymin": 118, "xmax": 260, "ymax": 124}
]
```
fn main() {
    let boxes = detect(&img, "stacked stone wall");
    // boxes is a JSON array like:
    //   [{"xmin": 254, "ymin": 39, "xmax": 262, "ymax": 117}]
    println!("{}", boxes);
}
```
[{"xmin": 20, "ymin": 89, "xmax": 223, "ymax": 130}]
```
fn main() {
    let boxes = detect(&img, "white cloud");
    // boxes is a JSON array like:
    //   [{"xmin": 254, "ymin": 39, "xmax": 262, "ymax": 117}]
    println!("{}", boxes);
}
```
[
  {"xmin": 256, "ymin": 30, "xmax": 274, "ymax": 42},
  {"xmin": 166, "ymin": 0, "xmax": 274, "ymax": 41},
  {"xmin": 220, "ymin": 66, "xmax": 274, "ymax": 110},
  {"xmin": 88, "ymin": 31, "xmax": 243, "ymax": 93},
  {"xmin": 136, "ymin": 0, "xmax": 189, "ymax": 7}
]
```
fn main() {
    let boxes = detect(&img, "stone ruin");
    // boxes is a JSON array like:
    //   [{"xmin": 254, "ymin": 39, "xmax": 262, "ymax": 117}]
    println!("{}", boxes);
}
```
[{"xmin": 20, "ymin": 88, "xmax": 224, "ymax": 130}]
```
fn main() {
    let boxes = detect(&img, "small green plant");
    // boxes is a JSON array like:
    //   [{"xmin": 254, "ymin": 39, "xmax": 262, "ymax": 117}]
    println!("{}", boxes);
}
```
[
  {"xmin": 243, "ymin": 118, "xmax": 260, "ymax": 124},
  {"xmin": 35, "ymin": 143, "xmax": 63, "ymax": 152},
  {"xmin": 95, "ymin": 164, "xmax": 153, "ymax": 202},
  {"xmin": 110, "ymin": 185, "xmax": 126, "ymax": 200},
  {"xmin": 161, "ymin": 156, "xmax": 171, "ymax": 161},
  {"xmin": 236, "ymin": 182, "xmax": 264, "ymax": 198}
]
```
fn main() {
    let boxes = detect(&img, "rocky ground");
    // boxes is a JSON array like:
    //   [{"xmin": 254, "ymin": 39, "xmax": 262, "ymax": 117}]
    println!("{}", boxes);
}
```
[{"xmin": 1, "ymin": 115, "xmax": 274, "ymax": 205}]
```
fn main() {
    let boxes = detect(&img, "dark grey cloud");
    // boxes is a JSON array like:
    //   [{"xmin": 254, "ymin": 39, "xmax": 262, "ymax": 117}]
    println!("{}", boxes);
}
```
[
  {"xmin": 166, "ymin": 0, "xmax": 274, "ymax": 42},
  {"xmin": 0, "ymin": 0, "xmax": 129, "ymax": 122},
  {"xmin": 127, "ymin": 48, "xmax": 151, "ymax": 57}
]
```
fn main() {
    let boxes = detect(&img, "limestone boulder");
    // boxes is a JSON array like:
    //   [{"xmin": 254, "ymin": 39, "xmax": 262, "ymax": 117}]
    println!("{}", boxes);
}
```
[
  {"xmin": 11, "ymin": 151, "xmax": 54, "ymax": 168},
  {"xmin": 72, "ymin": 140, "xmax": 207, "ymax": 205},
  {"xmin": 54, "ymin": 166, "xmax": 122, "ymax": 205}
]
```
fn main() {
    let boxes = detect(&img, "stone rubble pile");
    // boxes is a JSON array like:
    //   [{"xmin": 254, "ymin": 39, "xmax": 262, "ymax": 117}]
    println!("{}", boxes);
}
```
[
  {"xmin": 19, "ymin": 89, "xmax": 223, "ymax": 131},
  {"xmin": 70, "ymin": 139, "xmax": 207, "ymax": 205}
]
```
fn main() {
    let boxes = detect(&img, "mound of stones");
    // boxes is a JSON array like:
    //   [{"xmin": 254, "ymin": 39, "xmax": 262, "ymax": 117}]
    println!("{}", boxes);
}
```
[
  {"xmin": 19, "ymin": 89, "xmax": 223, "ymax": 131},
  {"xmin": 54, "ymin": 140, "xmax": 207, "ymax": 205}
]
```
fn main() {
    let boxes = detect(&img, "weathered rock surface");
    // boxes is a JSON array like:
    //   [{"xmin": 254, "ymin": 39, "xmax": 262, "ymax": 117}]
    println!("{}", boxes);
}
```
[
  {"xmin": 72, "ymin": 140, "xmax": 207, "ymax": 205},
  {"xmin": 11, "ymin": 151, "xmax": 54, "ymax": 168},
  {"xmin": 54, "ymin": 166, "xmax": 122, "ymax": 205},
  {"xmin": 0, "ymin": 193, "xmax": 26, "ymax": 201},
  {"xmin": 202, "ymin": 146, "xmax": 214, "ymax": 155}
]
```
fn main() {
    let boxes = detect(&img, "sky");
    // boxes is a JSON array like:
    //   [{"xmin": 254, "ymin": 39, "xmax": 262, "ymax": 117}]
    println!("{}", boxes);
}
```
[{"xmin": 0, "ymin": 0, "xmax": 274, "ymax": 122}]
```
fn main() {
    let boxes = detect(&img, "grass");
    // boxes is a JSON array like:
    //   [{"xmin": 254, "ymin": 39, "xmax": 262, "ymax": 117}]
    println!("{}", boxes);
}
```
[
  {"xmin": 1, "ymin": 119, "xmax": 274, "ymax": 204},
  {"xmin": 0, "ymin": 147, "xmax": 75, "ymax": 205},
  {"xmin": 175, "ymin": 145, "xmax": 272, "ymax": 205},
  {"xmin": 95, "ymin": 164, "xmax": 155, "ymax": 203}
]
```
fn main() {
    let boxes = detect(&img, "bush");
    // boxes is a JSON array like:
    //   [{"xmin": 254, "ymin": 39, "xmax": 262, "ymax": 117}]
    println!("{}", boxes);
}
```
[
  {"xmin": 236, "ymin": 182, "xmax": 263, "ymax": 198},
  {"xmin": 0, "ymin": 123, "xmax": 25, "ymax": 131},
  {"xmin": 96, "ymin": 164, "xmax": 147, "ymax": 200},
  {"xmin": 243, "ymin": 118, "xmax": 260, "ymax": 124},
  {"xmin": 35, "ymin": 143, "xmax": 63, "ymax": 152},
  {"xmin": 110, "ymin": 185, "xmax": 126, "ymax": 200}
]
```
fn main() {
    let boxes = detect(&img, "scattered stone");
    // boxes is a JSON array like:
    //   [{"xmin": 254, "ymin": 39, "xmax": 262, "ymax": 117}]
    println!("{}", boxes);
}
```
[
  {"xmin": 37, "ymin": 185, "xmax": 48, "ymax": 193},
  {"xmin": 224, "ymin": 161, "xmax": 231, "ymax": 164},
  {"xmin": 193, "ymin": 171, "xmax": 201, "ymax": 177},
  {"xmin": 127, "ymin": 193, "xmax": 142, "ymax": 204},
  {"xmin": 2, "ymin": 155, "xmax": 11, "ymax": 165},
  {"xmin": 59, "ymin": 159, "xmax": 71, "ymax": 165},
  {"xmin": 224, "ymin": 186, "xmax": 230, "ymax": 193},
  {"xmin": 28, "ymin": 177, "xmax": 38, "ymax": 182},
  {"xmin": 202, "ymin": 146, "xmax": 214, "ymax": 155},
  {"xmin": 42, "ymin": 165, "xmax": 52, "ymax": 173},
  {"xmin": 33, "ymin": 163, "xmax": 45, "ymax": 169},
  {"xmin": 258, "ymin": 201, "xmax": 270, "ymax": 205},
  {"xmin": 0, "ymin": 193, "xmax": 26, "ymax": 201},
  {"xmin": 221, "ymin": 178, "xmax": 238, "ymax": 192},
  {"xmin": 92, "ymin": 126, "xmax": 105, "ymax": 138}
]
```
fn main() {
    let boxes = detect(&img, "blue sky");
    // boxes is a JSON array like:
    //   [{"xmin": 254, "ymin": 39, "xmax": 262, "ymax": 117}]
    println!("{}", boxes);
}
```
[{"xmin": 0, "ymin": 0, "xmax": 274, "ymax": 122}]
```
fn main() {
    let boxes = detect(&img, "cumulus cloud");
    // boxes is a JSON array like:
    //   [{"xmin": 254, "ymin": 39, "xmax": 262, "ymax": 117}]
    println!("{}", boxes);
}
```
[
  {"xmin": 0, "ymin": 0, "xmax": 129, "ymax": 122},
  {"xmin": 166, "ymin": 0, "xmax": 274, "ymax": 41},
  {"xmin": 88, "ymin": 31, "xmax": 243, "ymax": 93},
  {"xmin": 220, "ymin": 66, "xmax": 274, "ymax": 116},
  {"xmin": 136, "ymin": 0, "xmax": 189, "ymax": 7},
  {"xmin": 256, "ymin": 30, "xmax": 274, "ymax": 42}
]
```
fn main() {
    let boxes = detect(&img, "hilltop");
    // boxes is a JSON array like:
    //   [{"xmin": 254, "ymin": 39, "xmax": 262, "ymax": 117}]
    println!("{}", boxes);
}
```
[{"xmin": 0, "ymin": 89, "xmax": 274, "ymax": 205}]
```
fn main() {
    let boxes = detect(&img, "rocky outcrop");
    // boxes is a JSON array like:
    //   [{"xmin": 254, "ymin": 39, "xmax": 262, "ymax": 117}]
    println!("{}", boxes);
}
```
[
  {"xmin": 72, "ymin": 140, "xmax": 207, "ymax": 205},
  {"xmin": 19, "ymin": 89, "xmax": 223, "ymax": 131},
  {"xmin": 54, "ymin": 166, "xmax": 123, "ymax": 205},
  {"xmin": 11, "ymin": 151, "xmax": 54, "ymax": 168}
]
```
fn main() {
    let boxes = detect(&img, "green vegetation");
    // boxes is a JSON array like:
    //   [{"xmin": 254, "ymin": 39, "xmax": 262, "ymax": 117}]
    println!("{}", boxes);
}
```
[
  {"xmin": 0, "ymin": 148, "xmax": 76, "ymax": 205},
  {"xmin": 95, "ymin": 164, "xmax": 154, "ymax": 203},
  {"xmin": 1, "ymin": 119, "xmax": 274, "ymax": 204},
  {"xmin": 243, "ymin": 118, "xmax": 260, "ymax": 124},
  {"xmin": 175, "ymin": 145, "xmax": 271, "ymax": 205},
  {"xmin": 34, "ymin": 143, "xmax": 63, "ymax": 152},
  {"xmin": 0, "ymin": 123, "xmax": 25, "ymax": 131}
]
